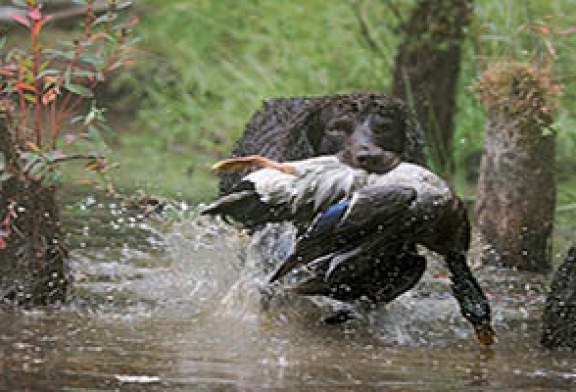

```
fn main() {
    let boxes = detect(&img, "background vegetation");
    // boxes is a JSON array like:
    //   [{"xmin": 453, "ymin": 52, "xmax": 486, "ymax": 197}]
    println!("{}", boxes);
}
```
[{"xmin": 104, "ymin": 0, "xmax": 576, "ymax": 204}]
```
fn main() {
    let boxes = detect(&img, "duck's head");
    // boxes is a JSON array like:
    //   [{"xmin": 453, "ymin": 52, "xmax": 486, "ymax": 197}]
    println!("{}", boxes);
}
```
[
  {"xmin": 446, "ymin": 251, "xmax": 496, "ymax": 346},
  {"xmin": 457, "ymin": 289, "xmax": 496, "ymax": 346}
]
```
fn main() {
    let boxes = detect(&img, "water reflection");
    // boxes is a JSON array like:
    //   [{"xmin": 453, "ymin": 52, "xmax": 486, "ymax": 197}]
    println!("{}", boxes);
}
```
[{"xmin": 0, "ymin": 202, "xmax": 575, "ymax": 391}]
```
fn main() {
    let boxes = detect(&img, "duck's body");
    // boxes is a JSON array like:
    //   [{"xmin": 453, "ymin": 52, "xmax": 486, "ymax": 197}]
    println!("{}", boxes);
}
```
[
  {"xmin": 267, "ymin": 163, "xmax": 472, "ymax": 313},
  {"xmin": 202, "ymin": 155, "xmax": 494, "ymax": 345},
  {"xmin": 202, "ymin": 155, "xmax": 372, "ymax": 231}
]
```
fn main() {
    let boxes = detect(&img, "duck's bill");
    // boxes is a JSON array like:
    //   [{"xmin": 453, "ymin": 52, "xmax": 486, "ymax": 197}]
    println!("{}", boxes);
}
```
[{"xmin": 475, "ymin": 324, "xmax": 496, "ymax": 346}]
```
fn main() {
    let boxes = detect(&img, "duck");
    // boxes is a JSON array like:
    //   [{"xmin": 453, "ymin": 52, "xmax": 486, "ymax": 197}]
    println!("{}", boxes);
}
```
[
  {"xmin": 201, "ymin": 153, "xmax": 399, "ymax": 232},
  {"xmin": 201, "ymin": 154, "xmax": 495, "ymax": 346}
]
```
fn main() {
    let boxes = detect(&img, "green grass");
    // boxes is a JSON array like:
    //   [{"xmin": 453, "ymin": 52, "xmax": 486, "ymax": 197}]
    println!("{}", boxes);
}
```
[
  {"xmin": 106, "ymin": 0, "xmax": 407, "ymax": 199},
  {"xmin": 104, "ymin": 0, "xmax": 576, "ymax": 201},
  {"xmin": 110, "ymin": 132, "xmax": 217, "ymax": 201}
]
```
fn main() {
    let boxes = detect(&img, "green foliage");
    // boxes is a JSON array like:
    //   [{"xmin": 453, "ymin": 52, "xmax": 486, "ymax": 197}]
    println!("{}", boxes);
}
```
[
  {"xmin": 132, "ymin": 0, "xmax": 400, "ymax": 156},
  {"xmin": 455, "ymin": 0, "xmax": 576, "ymax": 183},
  {"xmin": 0, "ymin": 0, "xmax": 136, "ymax": 188},
  {"xmin": 120, "ymin": 0, "xmax": 576, "ymax": 199}
]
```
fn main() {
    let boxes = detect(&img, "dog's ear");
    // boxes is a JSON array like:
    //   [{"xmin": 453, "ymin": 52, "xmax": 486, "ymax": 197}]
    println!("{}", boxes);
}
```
[
  {"xmin": 302, "ymin": 118, "xmax": 325, "ymax": 154},
  {"xmin": 218, "ymin": 97, "xmax": 311, "ymax": 195},
  {"xmin": 282, "ymin": 102, "xmax": 325, "ymax": 161}
]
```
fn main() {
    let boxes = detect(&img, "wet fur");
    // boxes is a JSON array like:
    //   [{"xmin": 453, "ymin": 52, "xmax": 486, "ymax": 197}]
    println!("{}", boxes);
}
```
[{"xmin": 218, "ymin": 92, "xmax": 426, "ymax": 195}]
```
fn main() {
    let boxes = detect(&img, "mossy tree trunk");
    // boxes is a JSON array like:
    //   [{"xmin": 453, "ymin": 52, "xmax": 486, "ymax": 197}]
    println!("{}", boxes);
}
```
[
  {"xmin": 474, "ymin": 61, "xmax": 558, "ymax": 272},
  {"xmin": 0, "ymin": 110, "xmax": 68, "ymax": 305},
  {"xmin": 392, "ymin": 0, "xmax": 473, "ymax": 179}
]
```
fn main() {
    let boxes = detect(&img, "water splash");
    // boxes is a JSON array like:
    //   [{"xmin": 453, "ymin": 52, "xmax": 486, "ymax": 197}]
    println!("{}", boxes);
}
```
[
  {"xmin": 160, "ymin": 216, "xmax": 477, "ymax": 346},
  {"xmin": 3, "ymin": 203, "xmax": 574, "ymax": 390}
]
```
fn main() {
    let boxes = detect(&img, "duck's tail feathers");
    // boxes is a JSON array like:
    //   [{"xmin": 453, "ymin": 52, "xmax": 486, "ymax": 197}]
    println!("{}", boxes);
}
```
[
  {"xmin": 199, "ymin": 190, "xmax": 259, "ymax": 223},
  {"xmin": 212, "ymin": 155, "xmax": 294, "ymax": 174}
]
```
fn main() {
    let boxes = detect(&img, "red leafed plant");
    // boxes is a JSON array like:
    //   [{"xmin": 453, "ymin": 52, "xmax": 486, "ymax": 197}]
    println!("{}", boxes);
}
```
[
  {"xmin": 0, "ymin": 0, "xmax": 137, "ymax": 248},
  {"xmin": 0, "ymin": 0, "xmax": 137, "ymax": 181}
]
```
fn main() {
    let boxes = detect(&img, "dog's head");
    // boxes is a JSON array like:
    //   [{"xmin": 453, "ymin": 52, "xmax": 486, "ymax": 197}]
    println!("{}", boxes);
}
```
[
  {"xmin": 283, "ymin": 92, "xmax": 426, "ymax": 173},
  {"xmin": 219, "ymin": 92, "xmax": 426, "ymax": 195}
]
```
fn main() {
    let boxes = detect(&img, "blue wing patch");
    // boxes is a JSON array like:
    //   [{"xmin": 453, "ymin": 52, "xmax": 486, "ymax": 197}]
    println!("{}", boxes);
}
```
[{"xmin": 305, "ymin": 199, "xmax": 350, "ymax": 239}]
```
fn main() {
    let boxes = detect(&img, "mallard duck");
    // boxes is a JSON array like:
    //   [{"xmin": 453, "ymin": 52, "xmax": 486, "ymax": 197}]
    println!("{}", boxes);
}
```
[
  {"xmin": 202, "ymin": 155, "xmax": 495, "ymax": 345},
  {"xmin": 202, "ymin": 153, "xmax": 399, "ymax": 232}
]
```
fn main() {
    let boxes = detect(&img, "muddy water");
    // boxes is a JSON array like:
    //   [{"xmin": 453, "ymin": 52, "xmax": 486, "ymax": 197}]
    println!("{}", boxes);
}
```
[{"xmin": 0, "ymin": 199, "xmax": 575, "ymax": 391}]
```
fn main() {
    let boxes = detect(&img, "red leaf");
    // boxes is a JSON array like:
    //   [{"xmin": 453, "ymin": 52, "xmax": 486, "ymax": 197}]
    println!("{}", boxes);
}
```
[
  {"xmin": 0, "ymin": 237, "xmax": 6, "ymax": 250},
  {"xmin": 0, "ymin": 67, "xmax": 15, "ymax": 77},
  {"xmin": 42, "ymin": 88, "xmax": 57, "ymax": 105},
  {"xmin": 28, "ymin": 7, "xmax": 42, "ymax": 21},
  {"xmin": 13, "ymin": 81, "xmax": 37, "ymax": 93},
  {"xmin": 89, "ymin": 32, "xmax": 110, "ymax": 42},
  {"xmin": 10, "ymin": 14, "xmax": 30, "ymax": 28}
]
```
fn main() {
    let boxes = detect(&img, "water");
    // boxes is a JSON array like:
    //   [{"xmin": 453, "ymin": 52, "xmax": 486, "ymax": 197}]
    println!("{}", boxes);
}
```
[{"xmin": 0, "ymin": 198, "xmax": 575, "ymax": 391}]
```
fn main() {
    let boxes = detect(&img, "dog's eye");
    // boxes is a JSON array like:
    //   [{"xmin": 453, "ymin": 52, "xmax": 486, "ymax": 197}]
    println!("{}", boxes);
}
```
[
  {"xmin": 373, "ymin": 124, "xmax": 393, "ymax": 135},
  {"xmin": 371, "ymin": 117, "xmax": 396, "ymax": 136}
]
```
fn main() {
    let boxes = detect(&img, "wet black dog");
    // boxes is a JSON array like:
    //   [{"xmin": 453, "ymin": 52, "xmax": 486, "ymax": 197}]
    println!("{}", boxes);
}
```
[
  {"xmin": 218, "ymin": 92, "xmax": 426, "ymax": 195},
  {"xmin": 214, "ymin": 92, "xmax": 429, "ymax": 324}
]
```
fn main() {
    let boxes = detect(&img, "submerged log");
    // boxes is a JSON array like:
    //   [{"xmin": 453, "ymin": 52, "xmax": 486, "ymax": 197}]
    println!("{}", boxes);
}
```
[
  {"xmin": 474, "ymin": 61, "xmax": 559, "ymax": 272},
  {"xmin": 542, "ymin": 247, "xmax": 576, "ymax": 349},
  {"xmin": 0, "ymin": 109, "xmax": 68, "ymax": 306}
]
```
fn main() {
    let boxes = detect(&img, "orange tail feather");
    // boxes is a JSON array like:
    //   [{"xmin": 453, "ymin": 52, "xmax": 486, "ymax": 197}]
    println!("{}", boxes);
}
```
[{"xmin": 212, "ymin": 155, "xmax": 294, "ymax": 174}]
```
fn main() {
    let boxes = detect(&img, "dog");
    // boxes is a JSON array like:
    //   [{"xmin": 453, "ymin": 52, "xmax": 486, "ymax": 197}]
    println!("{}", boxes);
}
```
[{"xmin": 218, "ymin": 92, "xmax": 426, "ymax": 195}]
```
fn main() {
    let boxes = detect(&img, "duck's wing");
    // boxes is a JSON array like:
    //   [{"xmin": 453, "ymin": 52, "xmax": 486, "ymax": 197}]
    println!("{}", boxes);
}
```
[
  {"xmin": 200, "ymin": 176, "xmax": 297, "ymax": 228},
  {"xmin": 202, "ymin": 155, "xmax": 366, "ymax": 229},
  {"xmin": 269, "ymin": 184, "xmax": 417, "ymax": 283},
  {"xmin": 201, "ymin": 155, "xmax": 311, "ymax": 227},
  {"xmin": 287, "ymin": 248, "xmax": 426, "ymax": 304}
]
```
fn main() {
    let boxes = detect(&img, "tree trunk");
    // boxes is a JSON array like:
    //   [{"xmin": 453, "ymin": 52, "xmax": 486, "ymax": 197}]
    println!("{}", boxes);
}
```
[
  {"xmin": 474, "ymin": 61, "xmax": 557, "ymax": 272},
  {"xmin": 0, "ymin": 109, "xmax": 68, "ymax": 306},
  {"xmin": 392, "ymin": 0, "xmax": 473, "ymax": 179}
]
